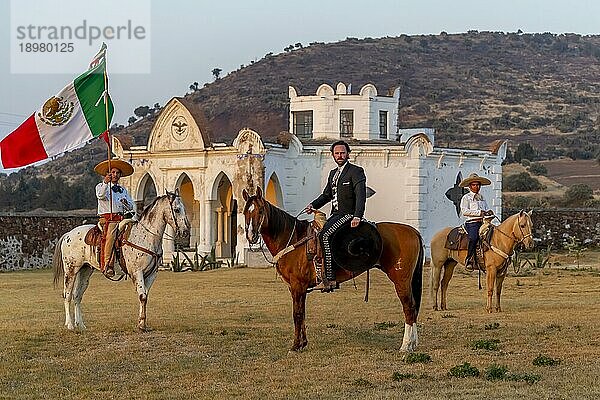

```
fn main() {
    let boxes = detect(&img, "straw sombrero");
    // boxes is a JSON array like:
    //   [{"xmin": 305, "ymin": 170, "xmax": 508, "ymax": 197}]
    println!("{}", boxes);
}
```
[
  {"xmin": 94, "ymin": 159, "xmax": 134, "ymax": 177},
  {"xmin": 459, "ymin": 173, "xmax": 491, "ymax": 187}
]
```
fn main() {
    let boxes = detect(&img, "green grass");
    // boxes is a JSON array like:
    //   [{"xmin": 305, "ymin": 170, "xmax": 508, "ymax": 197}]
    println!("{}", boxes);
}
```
[{"xmin": 1, "ymin": 267, "xmax": 600, "ymax": 399}]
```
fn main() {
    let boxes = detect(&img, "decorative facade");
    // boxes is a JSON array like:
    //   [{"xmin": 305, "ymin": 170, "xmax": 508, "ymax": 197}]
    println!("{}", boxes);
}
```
[{"xmin": 118, "ymin": 84, "xmax": 505, "ymax": 265}]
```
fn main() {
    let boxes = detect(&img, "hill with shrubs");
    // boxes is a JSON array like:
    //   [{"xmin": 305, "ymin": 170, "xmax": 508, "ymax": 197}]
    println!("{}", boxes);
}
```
[{"xmin": 1, "ymin": 31, "xmax": 600, "ymax": 211}]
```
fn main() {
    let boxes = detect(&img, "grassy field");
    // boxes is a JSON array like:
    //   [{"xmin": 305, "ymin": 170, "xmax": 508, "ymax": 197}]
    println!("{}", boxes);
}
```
[{"xmin": 1, "ymin": 265, "xmax": 600, "ymax": 399}]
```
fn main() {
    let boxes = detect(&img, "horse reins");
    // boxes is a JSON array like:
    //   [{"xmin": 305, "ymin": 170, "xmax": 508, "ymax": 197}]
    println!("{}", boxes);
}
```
[
  {"xmin": 484, "ymin": 214, "xmax": 532, "ymax": 264},
  {"xmin": 249, "ymin": 204, "xmax": 306, "ymax": 266},
  {"xmin": 137, "ymin": 194, "xmax": 181, "ymax": 240}
]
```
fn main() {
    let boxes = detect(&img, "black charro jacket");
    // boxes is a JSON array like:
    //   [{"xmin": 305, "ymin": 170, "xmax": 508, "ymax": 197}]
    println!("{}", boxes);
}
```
[{"xmin": 311, "ymin": 162, "xmax": 367, "ymax": 218}]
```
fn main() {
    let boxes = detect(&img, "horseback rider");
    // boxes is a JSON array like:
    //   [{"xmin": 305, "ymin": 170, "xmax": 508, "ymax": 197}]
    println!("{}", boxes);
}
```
[
  {"xmin": 305, "ymin": 140, "xmax": 367, "ymax": 292},
  {"xmin": 94, "ymin": 159, "xmax": 135, "ymax": 278},
  {"xmin": 459, "ymin": 173, "xmax": 494, "ymax": 270}
]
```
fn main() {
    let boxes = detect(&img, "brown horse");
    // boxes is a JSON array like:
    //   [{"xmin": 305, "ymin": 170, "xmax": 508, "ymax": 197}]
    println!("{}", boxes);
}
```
[
  {"xmin": 242, "ymin": 186, "xmax": 424, "ymax": 352},
  {"xmin": 430, "ymin": 210, "xmax": 534, "ymax": 313}
]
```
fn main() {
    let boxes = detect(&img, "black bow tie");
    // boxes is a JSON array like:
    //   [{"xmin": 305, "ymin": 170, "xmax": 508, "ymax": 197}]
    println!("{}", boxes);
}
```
[{"xmin": 111, "ymin": 185, "xmax": 123, "ymax": 193}]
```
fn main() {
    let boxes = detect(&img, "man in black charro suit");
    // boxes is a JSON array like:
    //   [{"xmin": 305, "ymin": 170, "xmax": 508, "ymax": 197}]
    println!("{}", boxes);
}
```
[{"xmin": 305, "ymin": 140, "xmax": 367, "ymax": 292}]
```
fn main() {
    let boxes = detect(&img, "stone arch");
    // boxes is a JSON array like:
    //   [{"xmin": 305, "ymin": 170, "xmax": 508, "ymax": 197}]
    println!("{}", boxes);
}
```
[
  {"xmin": 316, "ymin": 83, "xmax": 335, "ymax": 97},
  {"xmin": 210, "ymin": 172, "xmax": 236, "ymax": 259},
  {"xmin": 359, "ymin": 83, "xmax": 378, "ymax": 98},
  {"xmin": 405, "ymin": 133, "xmax": 434, "ymax": 158},
  {"xmin": 265, "ymin": 172, "xmax": 284, "ymax": 207},
  {"xmin": 136, "ymin": 172, "xmax": 158, "ymax": 211},
  {"xmin": 147, "ymin": 97, "xmax": 210, "ymax": 153},
  {"xmin": 233, "ymin": 128, "xmax": 265, "ymax": 155},
  {"xmin": 174, "ymin": 172, "xmax": 198, "ymax": 249}
]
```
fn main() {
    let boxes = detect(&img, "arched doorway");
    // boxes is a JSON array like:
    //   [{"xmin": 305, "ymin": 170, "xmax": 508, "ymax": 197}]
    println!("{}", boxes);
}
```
[
  {"xmin": 176, "ymin": 173, "xmax": 199, "ymax": 250},
  {"xmin": 212, "ymin": 173, "xmax": 237, "ymax": 259},
  {"xmin": 137, "ymin": 173, "xmax": 157, "ymax": 212},
  {"xmin": 266, "ymin": 172, "xmax": 283, "ymax": 207}
]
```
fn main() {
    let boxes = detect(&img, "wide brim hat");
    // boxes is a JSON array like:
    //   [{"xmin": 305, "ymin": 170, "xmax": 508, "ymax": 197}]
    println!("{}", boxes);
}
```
[
  {"xmin": 330, "ymin": 220, "xmax": 383, "ymax": 272},
  {"xmin": 459, "ymin": 173, "xmax": 491, "ymax": 188},
  {"xmin": 94, "ymin": 159, "xmax": 134, "ymax": 177}
]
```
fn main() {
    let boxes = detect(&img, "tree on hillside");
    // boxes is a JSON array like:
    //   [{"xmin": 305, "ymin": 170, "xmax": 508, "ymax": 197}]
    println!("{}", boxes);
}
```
[
  {"xmin": 528, "ymin": 162, "xmax": 548, "ymax": 176},
  {"xmin": 212, "ymin": 68, "xmax": 222, "ymax": 81},
  {"xmin": 503, "ymin": 172, "xmax": 543, "ymax": 192},
  {"xmin": 128, "ymin": 116, "xmax": 137, "ymax": 125},
  {"xmin": 189, "ymin": 82, "xmax": 199, "ymax": 92},
  {"xmin": 514, "ymin": 143, "xmax": 536, "ymax": 162},
  {"xmin": 134, "ymin": 106, "xmax": 151, "ymax": 119},
  {"xmin": 563, "ymin": 184, "xmax": 593, "ymax": 207}
]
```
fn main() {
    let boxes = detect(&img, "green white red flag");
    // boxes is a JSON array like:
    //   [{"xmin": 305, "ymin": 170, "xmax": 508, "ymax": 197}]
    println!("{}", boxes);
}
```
[{"xmin": 0, "ymin": 44, "xmax": 114, "ymax": 169}]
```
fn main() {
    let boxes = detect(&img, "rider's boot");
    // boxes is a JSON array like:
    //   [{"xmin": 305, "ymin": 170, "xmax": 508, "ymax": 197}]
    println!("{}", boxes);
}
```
[
  {"xmin": 104, "ymin": 252, "xmax": 115, "ymax": 278},
  {"xmin": 464, "ymin": 254, "xmax": 476, "ymax": 272}
]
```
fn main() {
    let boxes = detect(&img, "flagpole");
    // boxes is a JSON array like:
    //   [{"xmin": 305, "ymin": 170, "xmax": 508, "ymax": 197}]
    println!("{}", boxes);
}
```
[{"xmin": 102, "ymin": 44, "xmax": 113, "ymax": 215}]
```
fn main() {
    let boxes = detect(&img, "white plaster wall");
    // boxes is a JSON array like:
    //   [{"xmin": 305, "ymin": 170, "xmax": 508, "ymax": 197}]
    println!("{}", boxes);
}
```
[
  {"xmin": 289, "ymin": 84, "xmax": 399, "ymax": 140},
  {"xmin": 262, "ymin": 144, "xmax": 504, "ymax": 258}
]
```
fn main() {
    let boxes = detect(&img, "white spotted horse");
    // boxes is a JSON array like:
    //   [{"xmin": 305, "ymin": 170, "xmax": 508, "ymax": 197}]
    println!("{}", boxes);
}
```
[{"xmin": 53, "ymin": 191, "xmax": 190, "ymax": 331}]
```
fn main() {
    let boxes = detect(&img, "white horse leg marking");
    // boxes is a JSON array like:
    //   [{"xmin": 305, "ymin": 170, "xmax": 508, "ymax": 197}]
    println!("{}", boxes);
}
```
[
  {"xmin": 133, "ymin": 271, "xmax": 148, "ymax": 331},
  {"xmin": 73, "ymin": 266, "xmax": 93, "ymax": 330},
  {"xmin": 63, "ymin": 273, "xmax": 76, "ymax": 330},
  {"xmin": 400, "ymin": 322, "xmax": 418, "ymax": 352}
]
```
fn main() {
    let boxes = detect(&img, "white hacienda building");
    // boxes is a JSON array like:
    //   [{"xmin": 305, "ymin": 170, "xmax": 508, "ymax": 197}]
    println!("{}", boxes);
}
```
[{"xmin": 118, "ymin": 83, "xmax": 506, "ymax": 265}]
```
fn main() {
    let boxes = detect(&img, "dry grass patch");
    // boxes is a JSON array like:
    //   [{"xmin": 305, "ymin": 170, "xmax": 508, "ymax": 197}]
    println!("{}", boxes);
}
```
[{"xmin": 1, "ymin": 265, "xmax": 599, "ymax": 399}]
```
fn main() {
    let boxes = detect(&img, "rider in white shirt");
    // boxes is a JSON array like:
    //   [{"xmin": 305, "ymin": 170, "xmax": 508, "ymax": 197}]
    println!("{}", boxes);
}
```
[
  {"xmin": 94, "ymin": 159, "xmax": 135, "ymax": 277},
  {"xmin": 459, "ymin": 173, "xmax": 494, "ymax": 270}
]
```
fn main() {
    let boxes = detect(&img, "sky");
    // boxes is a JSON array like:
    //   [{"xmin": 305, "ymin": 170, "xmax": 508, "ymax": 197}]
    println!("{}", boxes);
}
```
[{"xmin": 0, "ymin": 0, "xmax": 599, "ymax": 149}]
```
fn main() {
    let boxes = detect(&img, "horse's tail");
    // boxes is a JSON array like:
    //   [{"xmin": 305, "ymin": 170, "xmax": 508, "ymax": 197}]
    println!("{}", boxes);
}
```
[
  {"xmin": 52, "ymin": 233, "xmax": 66, "ymax": 289},
  {"xmin": 412, "ymin": 232, "xmax": 424, "ymax": 317}
]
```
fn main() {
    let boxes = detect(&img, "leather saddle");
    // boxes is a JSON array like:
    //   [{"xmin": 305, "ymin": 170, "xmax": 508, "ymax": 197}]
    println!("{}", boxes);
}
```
[
  {"xmin": 84, "ymin": 221, "xmax": 134, "ymax": 273},
  {"xmin": 445, "ymin": 223, "xmax": 495, "ymax": 270}
]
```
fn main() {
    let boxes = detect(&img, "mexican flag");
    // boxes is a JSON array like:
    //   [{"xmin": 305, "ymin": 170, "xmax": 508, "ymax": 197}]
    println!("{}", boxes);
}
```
[{"xmin": 0, "ymin": 44, "xmax": 114, "ymax": 169}]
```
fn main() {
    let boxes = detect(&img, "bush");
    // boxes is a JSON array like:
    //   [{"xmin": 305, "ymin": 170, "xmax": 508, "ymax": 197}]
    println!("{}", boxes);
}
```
[
  {"xmin": 504, "ymin": 195, "xmax": 549, "ymax": 209},
  {"xmin": 503, "ymin": 172, "xmax": 544, "ymax": 192},
  {"xmin": 484, "ymin": 364, "xmax": 509, "ymax": 380},
  {"xmin": 514, "ymin": 142, "xmax": 537, "ymax": 162},
  {"xmin": 563, "ymin": 184, "xmax": 593, "ymax": 206},
  {"xmin": 528, "ymin": 162, "xmax": 548, "ymax": 176},
  {"xmin": 448, "ymin": 362, "xmax": 480, "ymax": 378},
  {"xmin": 405, "ymin": 353, "xmax": 432, "ymax": 364},
  {"xmin": 521, "ymin": 159, "xmax": 531, "ymax": 167},
  {"xmin": 472, "ymin": 339, "xmax": 500, "ymax": 351},
  {"xmin": 533, "ymin": 354, "xmax": 560, "ymax": 366}
]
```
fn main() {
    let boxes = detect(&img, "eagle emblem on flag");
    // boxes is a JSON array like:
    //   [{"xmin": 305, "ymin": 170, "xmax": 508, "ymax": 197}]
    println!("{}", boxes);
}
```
[{"xmin": 38, "ymin": 96, "xmax": 74, "ymax": 127}]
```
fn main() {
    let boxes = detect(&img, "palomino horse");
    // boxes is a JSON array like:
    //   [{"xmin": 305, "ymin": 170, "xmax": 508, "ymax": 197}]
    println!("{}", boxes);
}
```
[
  {"xmin": 430, "ymin": 210, "xmax": 534, "ymax": 313},
  {"xmin": 53, "ymin": 192, "xmax": 190, "ymax": 331},
  {"xmin": 242, "ymin": 186, "xmax": 424, "ymax": 352}
]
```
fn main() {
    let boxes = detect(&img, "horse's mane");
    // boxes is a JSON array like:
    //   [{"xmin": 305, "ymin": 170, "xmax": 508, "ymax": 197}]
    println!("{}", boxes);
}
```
[
  {"xmin": 501, "ymin": 211, "xmax": 527, "ymax": 227},
  {"xmin": 139, "ymin": 195, "xmax": 166, "ymax": 220},
  {"xmin": 264, "ymin": 201, "xmax": 309, "ymax": 239}
]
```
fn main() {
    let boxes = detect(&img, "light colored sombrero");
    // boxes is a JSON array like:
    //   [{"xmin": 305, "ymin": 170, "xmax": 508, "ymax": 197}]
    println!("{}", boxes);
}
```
[
  {"xmin": 459, "ymin": 173, "xmax": 491, "ymax": 187},
  {"xmin": 94, "ymin": 159, "xmax": 134, "ymax": 177}
]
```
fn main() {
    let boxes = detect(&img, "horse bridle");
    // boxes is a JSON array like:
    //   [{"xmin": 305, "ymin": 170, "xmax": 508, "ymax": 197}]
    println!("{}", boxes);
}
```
[
  {"xmin": 246, "ymin": 199, "xmax": 304, "ymax": 265},
  {"xmin": 137, "ymin": 192, "xmax": 182, "ymax": 240},
  {"xmin": 494, "ymin": 214, "xmax": 533, "ymax": 247}
]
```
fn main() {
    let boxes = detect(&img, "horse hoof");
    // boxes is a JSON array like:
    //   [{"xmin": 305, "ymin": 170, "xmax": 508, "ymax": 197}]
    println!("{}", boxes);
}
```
[
  {"xmin": 400, "ymin": 344, "xmax": 415, "ymax": 353},
  {"xmin": 66, "ymin": 323, "xmax": 75, "ymax": 330}
]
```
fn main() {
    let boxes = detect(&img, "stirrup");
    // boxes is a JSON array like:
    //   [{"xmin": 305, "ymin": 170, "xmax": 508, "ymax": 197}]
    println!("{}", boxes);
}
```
[
  {"xmin": 312, "ymin": 280, "xmax": 337, "ymax": 293},
  {"xmin": 104, "ymin": 266, "xmax": 115, "ymax": 278}
]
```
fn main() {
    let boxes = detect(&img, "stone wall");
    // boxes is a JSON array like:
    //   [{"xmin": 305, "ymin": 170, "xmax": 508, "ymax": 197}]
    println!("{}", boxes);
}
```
[
  {"xmin": 0, "ymin": 213, "xmax": 97, "ymax": 272},
  {"xmin": 0, "ymin": 209, "xmax": 597, "ymax": 271},
  {"xmin": 505, "ymin": 208, "xmax": 600, "ymax": 250}
]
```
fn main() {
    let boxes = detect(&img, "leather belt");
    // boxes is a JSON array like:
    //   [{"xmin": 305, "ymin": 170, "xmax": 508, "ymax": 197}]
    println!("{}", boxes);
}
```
[
  {"xmin": 100, "ymin": 213, "xmax": 124, "ymax": 222},
  {"xmin": 466, "ymin": 219, "xmax": 483, "ymax": 223}
]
